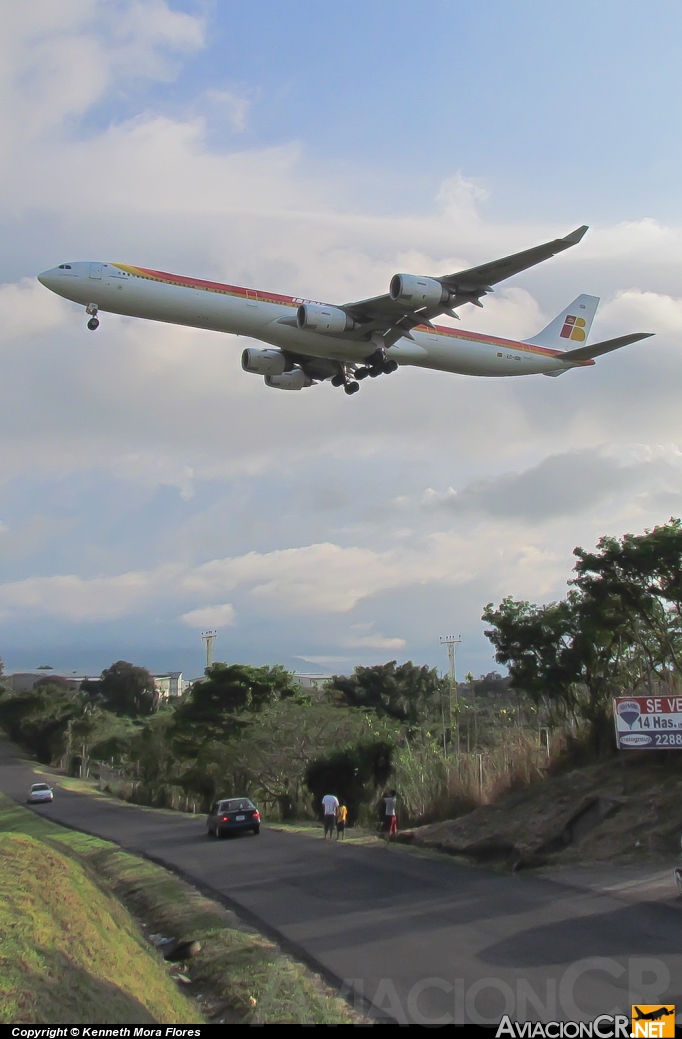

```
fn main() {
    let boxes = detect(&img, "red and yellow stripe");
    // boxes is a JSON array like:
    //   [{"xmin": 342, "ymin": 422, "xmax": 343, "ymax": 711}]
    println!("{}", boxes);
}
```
[{"xmin": 111, "ymin": 264, "xmax": 592, "ymax": 364}]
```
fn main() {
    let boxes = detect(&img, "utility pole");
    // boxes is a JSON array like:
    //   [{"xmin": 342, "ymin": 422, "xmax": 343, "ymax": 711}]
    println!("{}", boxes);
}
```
[
  {"xmin": 201, "ymin": 630, "xmax": 217, "ymax": 670},
  {"xmin": 465, "ymin": 671, "xmax": 477, "ymax": 749},
  {"xmin": 440, "ymin": 635, "xmax": 461, "ymax": 755}
]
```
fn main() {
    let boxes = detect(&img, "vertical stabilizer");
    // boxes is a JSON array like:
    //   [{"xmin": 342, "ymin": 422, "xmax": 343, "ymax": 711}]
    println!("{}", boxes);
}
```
[{"xmin": 524, "ymin": 294, "xmax": 599, "ymax": 349}]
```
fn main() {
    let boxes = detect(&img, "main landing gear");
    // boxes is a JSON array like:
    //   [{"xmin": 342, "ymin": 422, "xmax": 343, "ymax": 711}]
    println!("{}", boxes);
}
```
[
  {"xmin": 330, "ymin": 373, "xmax": 360, "ymax": 394},
  {"xmin": 354, "ymin": 348, "xmax": 399, "ymax": 382},
  {"xmin": 86, "ymin": 303, "xmax": 99, "ymax": 331},
  {"xmin": 355, "ymin": 359, "xmax": 398, "ymax": 380},
  {"xmin": 330, "ymin": 351, "xmax": 398, "ymax": 396}
]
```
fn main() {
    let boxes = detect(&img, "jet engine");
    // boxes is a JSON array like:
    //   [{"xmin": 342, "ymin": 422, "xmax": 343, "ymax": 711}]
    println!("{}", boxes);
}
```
[
  {"xmin": 389, "ymin": 274, "xmax": 451, "ymax": 308},
  {"xmin": 296, "ymin": 303, "xmax": 355, "ymax": 334},
  {"xmin": 265, "ymin": 370, "xmax": 313, "ymax": 390},
  {"xmin": 241, "ymin": 347, "xmax": 287, "ymax": 376}
]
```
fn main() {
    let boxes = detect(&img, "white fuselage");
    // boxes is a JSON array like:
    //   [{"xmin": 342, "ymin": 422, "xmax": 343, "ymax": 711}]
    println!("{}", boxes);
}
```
[{"xmin": 37, "ymin": 261, "xmax": 581, "ymax": 378}]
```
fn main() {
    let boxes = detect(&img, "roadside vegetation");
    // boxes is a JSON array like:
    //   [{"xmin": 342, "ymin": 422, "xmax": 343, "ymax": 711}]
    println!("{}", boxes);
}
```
[
  {"xmin": 0, "ymin": 799, "xmax": 199, "ymax": 1024},
  {"xmin": 0, "ymin": 794, "xmax": 362, "ymax": 1024},
  {"xmin": 3, "ymin": 519, "xmax": 682, "ymax": 830}
]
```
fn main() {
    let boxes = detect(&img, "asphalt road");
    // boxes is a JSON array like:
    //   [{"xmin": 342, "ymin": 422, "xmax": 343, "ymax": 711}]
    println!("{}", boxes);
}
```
[{"xmin": 2, "ymin": 738, "xmax": 681, "ymax": 1025}]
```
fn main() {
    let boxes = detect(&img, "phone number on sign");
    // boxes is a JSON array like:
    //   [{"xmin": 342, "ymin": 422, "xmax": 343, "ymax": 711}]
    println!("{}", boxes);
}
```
[{"xmin": 650, "ymin": 731, "xmax": 682, "ymax": 745}]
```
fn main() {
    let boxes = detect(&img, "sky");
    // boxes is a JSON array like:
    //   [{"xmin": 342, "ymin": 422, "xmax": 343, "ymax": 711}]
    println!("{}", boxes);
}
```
[{"xmin": 3, "ymin": 0, "xmax": 682, "ymax": 680}]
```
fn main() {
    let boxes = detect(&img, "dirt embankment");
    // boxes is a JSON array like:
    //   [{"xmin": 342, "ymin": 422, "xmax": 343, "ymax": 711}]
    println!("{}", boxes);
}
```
[{"xmin": 397, "ymin": 755, "xmax": 682, "ymax": 870}]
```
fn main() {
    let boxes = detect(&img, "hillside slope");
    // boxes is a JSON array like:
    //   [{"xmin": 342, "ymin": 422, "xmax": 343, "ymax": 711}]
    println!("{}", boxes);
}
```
[
  {"xmin": 0, "ymin": 831, "xmax": 198, "ymax": 1024},
  {"xmin": 398, "ymin": 755, "xmax": 682, "ymax": 869}
]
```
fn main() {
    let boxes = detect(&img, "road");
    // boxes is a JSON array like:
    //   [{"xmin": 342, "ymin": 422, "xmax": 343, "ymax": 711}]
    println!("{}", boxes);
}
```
[{"xmin": 1, "ymin": 738, "xmax": 680, "ymax": 1025}]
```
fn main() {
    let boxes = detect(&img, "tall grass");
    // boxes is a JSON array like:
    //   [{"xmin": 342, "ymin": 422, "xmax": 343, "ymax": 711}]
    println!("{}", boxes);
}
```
[{"xmin": 392, "ymin": 729, "xmax": 566, "ymax": 827}]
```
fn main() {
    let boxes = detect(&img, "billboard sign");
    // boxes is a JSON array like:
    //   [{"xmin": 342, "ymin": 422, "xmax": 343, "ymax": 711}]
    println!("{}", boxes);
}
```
[{"xmin": 614, "ymin": 695, "xmax": 682, "ymax": 749}]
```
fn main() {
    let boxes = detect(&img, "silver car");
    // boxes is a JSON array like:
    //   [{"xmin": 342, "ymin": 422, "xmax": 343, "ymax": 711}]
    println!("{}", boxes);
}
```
[{"xmin": 27, "ymin": 782, "xmax": 54, "ymax": 803}]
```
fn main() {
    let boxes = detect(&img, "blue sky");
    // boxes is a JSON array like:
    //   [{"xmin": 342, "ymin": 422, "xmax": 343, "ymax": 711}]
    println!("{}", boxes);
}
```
[
  {"xmin": 88, "ymin": 0, "xmax": 682, "ymax": 223},
  {"xmin": 2, "ymin": 0, "xmax": 682, "ymax": 680}
]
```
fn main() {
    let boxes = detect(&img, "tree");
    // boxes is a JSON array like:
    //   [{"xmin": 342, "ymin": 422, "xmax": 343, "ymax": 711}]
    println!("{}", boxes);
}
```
[
  {"xmin": 87, "ymin": 661, "xmax": 159, "ymax": 717},
  {"xmin": 573, "ymin": 519, "xmax": 682, "ymax": 681},
  {"xmin": 327, "ymin": 661, "xmax": 445, "ymax": 725},
  {"xmin": 482, "ymin": 596, "xmax": 582, "ymax": 716},
  {"xmin": 305, "ymin": 739, "xmax": 394, "ymax": 824},
  {"xmin": 482, "ymin": 521, "xmax": 682, "ymax": 754},
  {"xmin": 226, "ymin": 699, "xmax": 400, "ymax": 817},
  {"xmin": 0, "ymin": 683, "xmax": 71, "ymax": 762},
  {"xmin": 166, "ymin": 663, "xmax": 299, "ymax": 806},
  {"xmin": 171, "ymin": 663, "xmax": 296, "ymax": 754},
  {"xmin": 0, "ymin": 681, "xmax": 106, "ymax": 765}
]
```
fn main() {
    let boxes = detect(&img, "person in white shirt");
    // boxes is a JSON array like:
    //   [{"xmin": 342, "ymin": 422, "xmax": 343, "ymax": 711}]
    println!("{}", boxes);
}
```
[{"xmin": 321, "ymin": 793, "xmax": 339, "ymax": 839}]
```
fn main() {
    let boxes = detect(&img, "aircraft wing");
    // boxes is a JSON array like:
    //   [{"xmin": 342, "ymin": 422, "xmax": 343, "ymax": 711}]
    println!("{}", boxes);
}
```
[
  {"xmin": 437, "ymin": 224, "xmax": 589, "ymax": 302},
  {"xmin": 341, "ymin": 225, "xmax": 589, "ymax": 349}
]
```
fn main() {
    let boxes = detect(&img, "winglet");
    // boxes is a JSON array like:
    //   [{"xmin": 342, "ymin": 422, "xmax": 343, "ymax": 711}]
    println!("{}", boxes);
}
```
[{"xmin": 562, "ymin": 225, "xmax": 589, "ymax": 245}]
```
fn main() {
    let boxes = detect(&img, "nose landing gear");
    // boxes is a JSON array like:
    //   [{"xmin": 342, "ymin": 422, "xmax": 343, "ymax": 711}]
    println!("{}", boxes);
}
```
[{"xmin": 86, "ymin": 303, "xmax": 99, "ymax": 331}]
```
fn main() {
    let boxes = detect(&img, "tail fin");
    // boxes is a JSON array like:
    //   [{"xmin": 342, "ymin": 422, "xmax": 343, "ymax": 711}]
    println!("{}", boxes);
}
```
[{"xmin": 524, "ymin": 294, "xmax": 599, "ymax": 349}]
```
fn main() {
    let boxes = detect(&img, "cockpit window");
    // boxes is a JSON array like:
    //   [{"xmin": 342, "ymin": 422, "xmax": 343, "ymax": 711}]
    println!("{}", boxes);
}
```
[{"xmin": 58, "ymin": 264, "xmax": 72, "ymax": 270}]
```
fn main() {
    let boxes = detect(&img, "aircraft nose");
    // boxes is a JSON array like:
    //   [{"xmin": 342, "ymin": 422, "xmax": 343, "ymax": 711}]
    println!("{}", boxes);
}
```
[{"xmin": 38, "ymin": 267, "xmax": 58, "ymax": 288}]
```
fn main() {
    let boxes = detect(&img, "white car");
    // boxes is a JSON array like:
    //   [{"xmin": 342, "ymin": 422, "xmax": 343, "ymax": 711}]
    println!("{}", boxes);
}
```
[{"xmin": 27, "ymin": 782, "xmax": 54, "ymax": 803}]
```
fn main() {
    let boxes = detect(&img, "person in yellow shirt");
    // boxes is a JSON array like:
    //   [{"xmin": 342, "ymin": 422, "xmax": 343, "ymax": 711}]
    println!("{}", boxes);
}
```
[{"xmin": 336, "ymin": 803, "xmax": 348, "ymax": 840}]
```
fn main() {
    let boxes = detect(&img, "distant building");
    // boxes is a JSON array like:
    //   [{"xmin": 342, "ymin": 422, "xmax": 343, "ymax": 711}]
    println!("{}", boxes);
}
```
[
  {"xmin": 5, "ymin": 670, "xmax": 187, "ymax": 702},
  {"xmin": 292, "ymin": 672, "xmax": 334, "ymax": 692},
  {"xmin": 152, "ymin": 672, "xmax": 185, "ymax": 700},
  {"xmin": 5, "ymin": 672, "xmax": 88, "ymax": 693}
]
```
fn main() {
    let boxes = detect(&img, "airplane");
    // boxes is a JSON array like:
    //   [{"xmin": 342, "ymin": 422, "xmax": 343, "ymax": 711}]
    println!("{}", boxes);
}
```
[
  {"xmin": 633, "ymin": 1007, "xmax": 674, "ymax": 1021},
  {"xmin": 37, "ymin": 225, "xmax": 653, "ymax": 396}
]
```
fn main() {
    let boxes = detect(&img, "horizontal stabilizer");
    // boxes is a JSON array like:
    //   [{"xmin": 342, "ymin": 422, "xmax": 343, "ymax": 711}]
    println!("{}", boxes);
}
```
[{"xmin": 561, "ymin": 332, "xmax": 654, "ymax": 363}]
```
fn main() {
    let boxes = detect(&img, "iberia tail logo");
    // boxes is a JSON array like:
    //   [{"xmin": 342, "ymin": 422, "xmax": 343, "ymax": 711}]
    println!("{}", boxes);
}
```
[
  {"xmin": 560, "ymin": 315, "xmax": 587, "ymax": 341},
  {"xmin": 631, "ymin": 1005, "xmax": 676, "ymax": 1038}
]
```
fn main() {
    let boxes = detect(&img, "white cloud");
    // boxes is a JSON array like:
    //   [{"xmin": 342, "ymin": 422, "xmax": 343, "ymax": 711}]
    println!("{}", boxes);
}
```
[
  {"xmin": 180, "ymin": 603, "xmax": 236, "ymax": 629},
  {"xmin": 599, "ymin": 289, "xmax": 682, "ymax": 335},
  {"xmin": 0, "ymin": 278, "xmax": 69, "ymax": 342},
  {"xmin": 205, "ymin": 89, "xmax": 250, "ymax": 133},
  {"xmin": 295, "ymin": 656, "xmax": 352, "ymax": 666},
  {"xmin": 0, "ymin": 565, "xmax": 180, "ymax": 621},
  {"xmin": 342, "ymin": 633, "xmax": 407, "ymax": 651}
]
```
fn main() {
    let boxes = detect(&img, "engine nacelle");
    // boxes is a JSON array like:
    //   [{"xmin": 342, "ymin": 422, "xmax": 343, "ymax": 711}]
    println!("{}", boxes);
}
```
[
  {"xmin": 241, "ymin": 347, "xmax": 286, "ymax": 376},
  {"xmin": 265, "ymin": 370, "xmax": 313, "ymax": 391},
  {"xmin": 389, "ymin": 273, "xmax": 450, "ymax": 308},
  {"xmin": 296, "ymin": 303, "xmax": 355, "ymax": 334}
]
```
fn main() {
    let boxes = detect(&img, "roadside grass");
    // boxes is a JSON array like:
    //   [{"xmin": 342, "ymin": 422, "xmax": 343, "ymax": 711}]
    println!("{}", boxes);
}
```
[
  {"xmin": 0, "ymin": 828, "xmax": 199, "ymax": 1024},
  {"xmin": 0, "ymin": 796, "xmax": 362, "ymax": 1024},
  {"xmin": 269, "ymin": 820, "xmax": 385, "ymax": 846},
  {"xmin": 32, "ymin": 768, "xmax": 192, "ymax": 817}
]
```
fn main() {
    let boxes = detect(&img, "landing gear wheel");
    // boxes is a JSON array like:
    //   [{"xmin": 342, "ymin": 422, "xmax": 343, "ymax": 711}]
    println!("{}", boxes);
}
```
[
  {"xmin": 383, "ymin": 360, "xmax": 398, "ymax": 374},
  {"xmin": 368, "ymin": 366, "xmax": 382, "ymax": 378},
  {"xmin": 355, "ymin": 367, "xmax": 370, "ymax": 380},
  {"xmin": 87, "ymin": 317, "xmax": 99, "ymax": 331},
  {"xmin": 344, "ymin": 381, "xmax": 360, "ymax": 395},
  {"xmin": 331, "ymin": 374, "xmax": 345, "ymax": 387}
]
